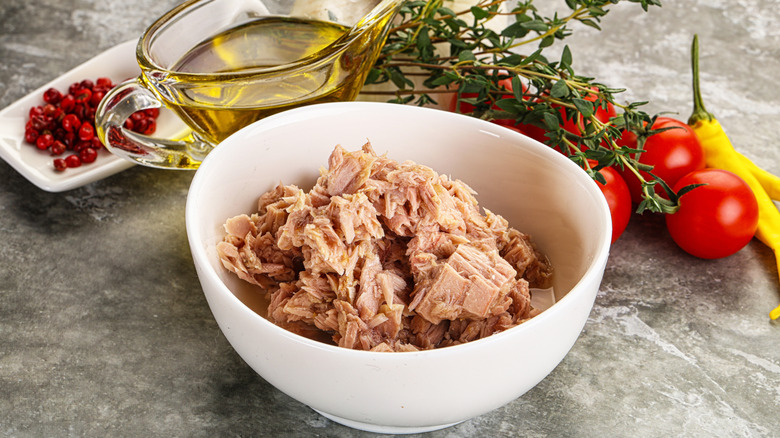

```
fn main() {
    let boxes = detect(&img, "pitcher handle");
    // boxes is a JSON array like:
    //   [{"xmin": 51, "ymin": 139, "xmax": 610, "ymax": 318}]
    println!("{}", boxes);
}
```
[{"xmin": 95, "ymin": 78, "xmax": 212, "ymax": 170}]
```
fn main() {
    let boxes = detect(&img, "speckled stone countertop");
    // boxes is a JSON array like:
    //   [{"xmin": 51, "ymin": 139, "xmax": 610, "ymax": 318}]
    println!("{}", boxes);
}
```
[{"xmin": 1, "ymin": 1, "xmax": 778, "ymax": 437}]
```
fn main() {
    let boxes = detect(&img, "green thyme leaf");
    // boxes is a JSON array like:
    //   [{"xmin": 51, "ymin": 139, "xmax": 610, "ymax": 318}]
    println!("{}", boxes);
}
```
[{"xmin": 365, "ymin": 0, "xmax": 669, "ymax": 213}]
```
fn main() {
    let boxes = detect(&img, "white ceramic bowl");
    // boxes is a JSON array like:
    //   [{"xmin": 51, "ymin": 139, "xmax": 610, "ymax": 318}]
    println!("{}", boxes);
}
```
[{"xmin": 185, "ymin": 102, "xmax": 611, "ymax": 434}]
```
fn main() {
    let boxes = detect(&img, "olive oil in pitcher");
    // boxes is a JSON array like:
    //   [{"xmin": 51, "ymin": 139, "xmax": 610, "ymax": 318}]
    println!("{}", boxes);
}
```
[{"xmin": 159, "ymin": 17, "xmax": 363, "ymax": 145}]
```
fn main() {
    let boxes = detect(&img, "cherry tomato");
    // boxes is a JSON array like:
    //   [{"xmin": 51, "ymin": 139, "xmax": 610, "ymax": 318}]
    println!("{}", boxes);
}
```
[
  {"xmin": 561, "ymin": 92, "xmax": 616, "ymax": 138},
  {"xmin": 619, "ymin": 117, "xmax": 705, "ymax": 204},
  {"xmin": 587, "ymin": 160, "xmax": 631, "ymax": 244},
  {"xmin": 665, "ymin": 169, "xmax": 758, "ymax": 259},
  {"xmin": 450, "ymin": 76, "xmax": 517, "ymax": 115},
  {"xmin": 502, "ymin": 89, "xmax": 616, "ymax": 150}
]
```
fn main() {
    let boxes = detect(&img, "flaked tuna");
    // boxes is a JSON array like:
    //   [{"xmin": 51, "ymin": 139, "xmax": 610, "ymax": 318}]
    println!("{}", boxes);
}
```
[{"xmin": 218, "ymin": 143, "xmax": 552, "ymax": 351}]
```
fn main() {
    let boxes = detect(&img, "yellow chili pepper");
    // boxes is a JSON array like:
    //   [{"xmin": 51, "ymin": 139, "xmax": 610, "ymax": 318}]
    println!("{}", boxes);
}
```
[
  {"xmin": 688, "ymin": 35, "xmax": 780, "ymax": 320},
  {"xmin": 736, "ymin": 153, "xmax": 780, "ymax": 201}
]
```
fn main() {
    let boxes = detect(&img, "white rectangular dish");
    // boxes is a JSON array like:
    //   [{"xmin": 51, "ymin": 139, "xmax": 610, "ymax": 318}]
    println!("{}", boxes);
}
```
[{"xmin": 0, "ymin": 39, "xmax": 187, "ymax": 192}]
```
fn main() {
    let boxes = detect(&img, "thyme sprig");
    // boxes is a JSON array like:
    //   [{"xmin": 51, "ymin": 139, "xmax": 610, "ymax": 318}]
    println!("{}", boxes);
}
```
[{"xmin": 362, "ymin": 0, "xmax": 680, "ymax": 214}]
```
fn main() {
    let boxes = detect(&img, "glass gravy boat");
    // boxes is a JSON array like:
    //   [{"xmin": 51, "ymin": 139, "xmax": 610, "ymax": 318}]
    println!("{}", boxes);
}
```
[{"xmin": 96, "ymin": 0, "xmax": 403, "ymax": 169}]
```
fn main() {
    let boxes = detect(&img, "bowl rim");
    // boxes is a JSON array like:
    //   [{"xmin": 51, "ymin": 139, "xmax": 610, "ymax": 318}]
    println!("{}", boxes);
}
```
[{"xmin": 185, "ymin": 101, "xmax": 612, "ymax": 358}]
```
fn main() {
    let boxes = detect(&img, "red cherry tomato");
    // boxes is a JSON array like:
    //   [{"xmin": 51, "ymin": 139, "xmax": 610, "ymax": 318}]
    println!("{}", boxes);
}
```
[
  {"xmin": 665, "ymin": 169, "xmax": 758, "ymax": 259},
  {"xmin": 502, "ymin": 89, "xmax": 616, "ymax": 150},
  {"xmin": 619, "ymin": 117, "xmax": 705, "ymax": 204},
  {"xmin": 561, "ymin": 92, "xmax": 617, "ymax": 138},
  {"xmin": 450, "ymin": 76, "xmax": 517, "ymax": 114},
  {"xmin": 588, "ymin": 160, "xmax": 631, "ymax": 244}
]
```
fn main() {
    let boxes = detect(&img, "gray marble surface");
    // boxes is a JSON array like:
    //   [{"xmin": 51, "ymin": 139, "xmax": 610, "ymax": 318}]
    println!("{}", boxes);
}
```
[{"xmin": 1, "ymin": 1, "xmax": 779, "ymax": 437}]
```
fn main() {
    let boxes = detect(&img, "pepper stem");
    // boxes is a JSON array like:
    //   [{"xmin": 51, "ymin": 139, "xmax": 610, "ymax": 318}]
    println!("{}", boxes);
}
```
[{"xmin": 688, "ymin": 34, "xmax": 714, "ymax": 125}]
